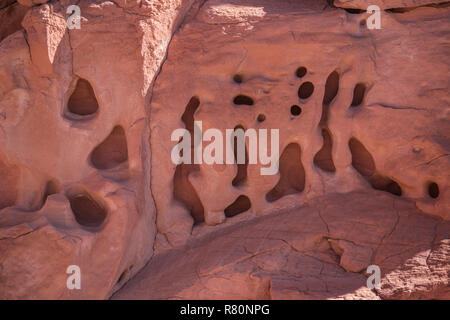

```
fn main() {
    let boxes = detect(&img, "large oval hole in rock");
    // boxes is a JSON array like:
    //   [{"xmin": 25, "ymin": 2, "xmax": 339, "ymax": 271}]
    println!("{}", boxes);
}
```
[
  {"xmin": 369, "ymin": 174, "xmax": 402, "ymax": 196},
  {"xmin": 233, "ymin": 95, "xmax": 254, "ymax": 106},
  {"xmin": 67, "ymin": 190, "xmax": 107, "ymax": 228},
  {"xmin": 224, "ymin": 195, "xmax": 251, "ymax": 217},
  {"xmin": 298, "ymin": 82, "xmax": 314, "ymax": 99},
  {"xmin": 348, "ymin": 137, "xmax": 375, "ymax": 176},
  {"xmin": 67, "ymin": 78, "xmax": 99, "ymax": 116},
  {"xmin": 90, "ymin": 126, "xmax": 128, "ymax": 170},
  {"xmin": 266, "ymin": 143, "xmax": 305, "ymax": 202}
]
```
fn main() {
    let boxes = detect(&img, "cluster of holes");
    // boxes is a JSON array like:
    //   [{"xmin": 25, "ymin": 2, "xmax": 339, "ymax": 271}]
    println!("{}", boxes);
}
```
[
  {"xmin": 38, "ymin": 179, "xmax": 61, "ymax": 211},
  {"xmin": 314, "ymin": 129, "xmax": 336, "ymax": 172}
]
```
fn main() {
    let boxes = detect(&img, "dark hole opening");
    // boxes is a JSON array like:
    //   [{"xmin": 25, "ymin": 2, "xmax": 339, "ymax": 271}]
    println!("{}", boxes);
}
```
[
  {"xmin": 322, "ymin": 71, "xmax": 340, "ymax": 105},
  {"xmin": 385, "ymin": 181, "xmax": 403, "ymax": 196},
  {"xmin": 345, "ymin": 8, "xmax": 365, "ymax": 14},
  {"xmin": 231, "ymin": 125, "xmax": 248, "ymax": 187},
  {"xmin": 351, "ymin": 83, "xmax": 366, "ymax": 107},
  {"xmin": 233, "ymin": 74, "xmax": 243, "ymax": 83},
  {"xmin": 295, "ymin": 67, "xmax": 307, "ymax": 78},
  {"xmin": 428, "ymin": 182, "xmax": 439, "ymax": 199},
  {"xmin": 298, "ymin": 82, "xmax": 314, "ymax": 99},
  {"xmin": 68, "ymin": 191, "xmax": 107, "ymax": 228},
  {"xmin": 117, "ymin": 270, "xmax": 127, "ymax": 284},
  {"xmin": 290, "ymin": 105, "xmax": 302, "ymax": 116},
  {"xmin": 257, "ymin": 114, "xmax": 266, "ymax": 122},
  {"xmin": 266, "ymin": 143, "xmax": 305, "ymax": 202},
  {"xmin": 233, "ymin": 95, "xmax": 254, "ymax": 106},
  {"xmin": 90, "ymin": 126, "xmax": 128, "ymax": 170},
  {"xmin": 174, "ymin": 96, "xmax": 205, "ymax": 224},
  {"xmin": 224, "ymin": 195, "xmax": 251, "ymax": 217},
  {"xmin": 67, "ymin": 78, "xmax": 99, "ymax": 116}
]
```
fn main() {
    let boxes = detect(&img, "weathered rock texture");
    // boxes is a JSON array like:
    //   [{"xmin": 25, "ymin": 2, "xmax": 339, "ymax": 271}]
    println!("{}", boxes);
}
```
[
  {"xmin": 0, "ymin": 0, "xmax": 449, "ymax": 300},
  {"xmin": 0, "ymin": 0, "xmax": 195, "ymax": 299}
]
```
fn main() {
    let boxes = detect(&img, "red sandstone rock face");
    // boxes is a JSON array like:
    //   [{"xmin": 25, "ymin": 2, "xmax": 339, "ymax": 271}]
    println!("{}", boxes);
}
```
[{"xmin": 0, "ymin": 0, "xmax": 449, "ymax": 300}]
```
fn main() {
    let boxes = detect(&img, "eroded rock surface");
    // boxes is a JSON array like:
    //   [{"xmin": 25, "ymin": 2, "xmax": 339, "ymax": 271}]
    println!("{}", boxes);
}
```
[{"xmin": 114, "ymin": 191, "xmax": 449, "ymax": 299}]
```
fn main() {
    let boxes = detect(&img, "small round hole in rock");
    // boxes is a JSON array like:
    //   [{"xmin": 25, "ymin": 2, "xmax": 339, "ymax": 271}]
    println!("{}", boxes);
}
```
[
  {"xmin": 290, "ymin": 105, "xmax": 302, "ymax": 116},
  {"xmin": 233, "ymin": 95, "xmax": 254, "ymax": 106},
  {"xmin": 257, "ymin": 114, "xmax": 266, "ymax": 122},
  {"xmin": 428, "ymin": 182, "xmax": 439, "ymax": 199},
  {"xmin": 117, "ymin": 270, "xmax": 127, "ymax": 284},
  {"xmin": 345, "ymin": 8, "xmax": 365, "ymax": 14},
  {"xmin": 298, "ymin": 82, "xmax": 314, "ymax": 99},
  {"xmin": 295, "ymin": 67, "xmax": 307, "ymax": 78},
  {"xmin": 233, "ymin": 74, "xmax": 243, "ymax": 83}
]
